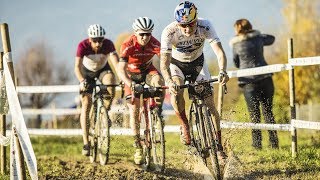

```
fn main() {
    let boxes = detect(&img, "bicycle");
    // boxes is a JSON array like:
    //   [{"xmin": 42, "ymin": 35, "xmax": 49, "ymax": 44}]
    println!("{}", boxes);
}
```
[
  {"xmin": 180, "ymin": 77, "xmax": 222, "ymax": 179},
  {"xmin": 88, "ymin": 82, "xmax": 123, "ymax": 165},
  {"xmin": 131, "ymin": 83, "xmax": 167, "ymax": 171}
]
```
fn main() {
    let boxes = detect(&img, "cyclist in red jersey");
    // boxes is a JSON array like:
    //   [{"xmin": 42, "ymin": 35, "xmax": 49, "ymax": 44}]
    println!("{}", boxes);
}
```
[
  {"xmin": 74, "ymin": 24, "xmax": 119, "ymax": 156},
  {"xmin": 118, "ymin": 17, "xmax": 165, "ymax": 165}
]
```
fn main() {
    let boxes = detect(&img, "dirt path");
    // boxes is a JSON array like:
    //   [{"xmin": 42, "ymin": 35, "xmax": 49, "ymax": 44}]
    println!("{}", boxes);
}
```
[{"xmin": 37, "ymin": 149, "xmax": 210, "ymax": 179}]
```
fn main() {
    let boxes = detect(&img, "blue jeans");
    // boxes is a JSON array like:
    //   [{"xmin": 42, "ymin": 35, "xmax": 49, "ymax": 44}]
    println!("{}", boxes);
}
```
[{"xmin": 242, "ymin": 77, "xmax": 279, "ymax": 149}]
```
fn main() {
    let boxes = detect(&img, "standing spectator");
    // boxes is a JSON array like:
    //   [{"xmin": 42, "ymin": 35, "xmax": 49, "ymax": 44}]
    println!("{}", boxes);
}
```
[{"xmin": 230, "ymin": 19, "xmax": 279, "ymax": 149}]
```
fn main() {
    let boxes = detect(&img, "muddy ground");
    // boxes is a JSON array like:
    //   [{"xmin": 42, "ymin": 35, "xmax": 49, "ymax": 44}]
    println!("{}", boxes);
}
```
[{"xmin": 37, "ymin": 148, "xmax": 211, "ymax": 180}]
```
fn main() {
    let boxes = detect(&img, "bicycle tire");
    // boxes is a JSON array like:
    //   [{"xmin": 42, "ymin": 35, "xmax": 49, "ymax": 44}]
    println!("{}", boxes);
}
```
[
  {"xmin": 140, "ymin": 108, "xmax": 151, "ymax": 169},
  {"xmin": 89, "ymin": 104, "xmax": 97, "ymax": 163},
  {"xmin": 197, "ymin": 105, "xmax": 209, "ymax": 164},
  {"xmin": 97, "ymin": 106, "xmax": 110, "ymax": 165},
  {"xmin": 203, "ymin": 107, "xmax": 221, "ymax": 180},
  {"xmin": 151, "ymin": 109, "xmax": 165, "ymax": 171}
]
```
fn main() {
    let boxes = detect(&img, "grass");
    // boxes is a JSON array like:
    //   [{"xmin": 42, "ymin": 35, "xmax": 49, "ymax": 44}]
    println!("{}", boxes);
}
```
[
  {"xmin": 1, "ymin": 129, "xmax": 320, "ymax": 179},
  {"xmin": 225, "ymin": 128, "xmax": 320, "ymax": 179}
]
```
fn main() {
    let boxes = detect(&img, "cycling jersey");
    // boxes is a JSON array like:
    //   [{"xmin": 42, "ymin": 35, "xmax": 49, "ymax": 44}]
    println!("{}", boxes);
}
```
[
  {"xmin": 160, "ymin": 18, "xmax": 220, "ymax": 63},
  {"xmin": 76, "ymin": 38, "xmax": 117, "ymax": 72},
  {"xmin": 120, "ymin": 35, "xmax": 160, "ymax": 74}
]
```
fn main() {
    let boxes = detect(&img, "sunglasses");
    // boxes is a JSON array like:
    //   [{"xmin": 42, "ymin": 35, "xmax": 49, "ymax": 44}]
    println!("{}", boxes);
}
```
[
  {"xmin": 179, "ymin": 21, "xmax": 197, "ymax": 28},
  {"xmin": 138, "ymin": 33, "xmax": 152, "ymax": 37},
  {"xmin": 91, "ymin": 37, "xmax": 104, "ymax": 43}
]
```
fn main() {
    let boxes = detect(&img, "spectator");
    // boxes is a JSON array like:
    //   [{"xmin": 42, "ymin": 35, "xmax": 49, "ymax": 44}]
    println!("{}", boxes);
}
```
[{"xmin": 230, "ymin": 18, "xmax": 279, "ymax": 149}]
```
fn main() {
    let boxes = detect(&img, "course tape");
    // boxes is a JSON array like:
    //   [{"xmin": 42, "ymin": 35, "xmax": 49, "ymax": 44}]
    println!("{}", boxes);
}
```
[
  {"xmin": 4, "ymin": 119, "xmax": 319, "ymax": 137},
  {"xmin": 0, "ymin": 134, "xmax": 10, "ymax": 146},
  {"xmin": 3, "ymin": 54, "xmax": 38, "ymax": 180},
  {"xmin": 291, "ymin": 119, "xmax": 320, "ymax": 130},
  {"xmin": 289, "ymin": 56, "xmax": 320, "ymax": 66},
  {"xmin": 16, "ymin": 54, "xmax": 320, "ymax": 94},
  {"xmin": 14, "ymin": 108, "xmax": 176, "ymax": 116}
]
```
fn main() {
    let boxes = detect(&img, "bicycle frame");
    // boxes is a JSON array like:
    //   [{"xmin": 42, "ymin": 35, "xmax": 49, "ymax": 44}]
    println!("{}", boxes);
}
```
[
  {"xmin": 181, "ymin": 78, "xmax": 222, "ymax": 179},
  {"xmin": 131, "ymin": 85, "xmax": 167, "ymax": 171}
]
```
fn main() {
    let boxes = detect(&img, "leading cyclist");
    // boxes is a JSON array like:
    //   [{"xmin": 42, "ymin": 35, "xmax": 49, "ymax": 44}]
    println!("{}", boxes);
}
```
[
  {"xmin": 117, "ymin": 17, "xmax": 165, "ymax": 165},
  {"xmin": 74, "ymin": 24, "xmax": 119, "ymax": 156},
  {"xmin": 160, "ymin": 1, "xmax": 229, "ymax": 161}
]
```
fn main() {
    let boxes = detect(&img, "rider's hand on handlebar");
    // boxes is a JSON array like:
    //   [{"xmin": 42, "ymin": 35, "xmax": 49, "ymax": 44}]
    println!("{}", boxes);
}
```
[
  {"xmin": 131, "ymin": 82, "xmax": 144, "ymax": 94},
  {"xmin": 167, "ymin": 79, "xmax": 179, "ymax": 96},
  {"xmin": 79, "ymin": 79, "xmax": 89, "ymax": 92},
  {"xmin": 218, "ymin": 70, "xmax": 229, "ymax": 85}
]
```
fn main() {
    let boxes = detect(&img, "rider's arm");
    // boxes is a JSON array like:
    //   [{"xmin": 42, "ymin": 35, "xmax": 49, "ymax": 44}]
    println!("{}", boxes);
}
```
[
  {"xmin": 160, "ymin": 52, "xmax": 173, "ymax": 85},
  {"xmin": 74, "ymin": 56, "xmax": 85, "ymax": 82},
  {"xmin": 117, "ymin": 58, "xmax": 132, "ymax": 87},
  {"xmin": 108, "ymin": 52, "xmax": 120, "ymax": 77},
  {"xmin": 210, "ymin": 42, "xmax": 227, "ymax": 72}
]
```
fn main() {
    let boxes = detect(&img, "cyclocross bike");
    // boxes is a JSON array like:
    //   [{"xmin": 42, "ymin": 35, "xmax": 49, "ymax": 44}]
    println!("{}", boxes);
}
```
[
  {"xmin": 180, "ymin": 77, "xmax": 222, "ymax": 179},
  {"xmin": 88, "ymin": 82, "xmax": 123, "ymax": 165},
  {"xmin": 131, "ymin": 83, "xmax": 167, "ymax": 171}
]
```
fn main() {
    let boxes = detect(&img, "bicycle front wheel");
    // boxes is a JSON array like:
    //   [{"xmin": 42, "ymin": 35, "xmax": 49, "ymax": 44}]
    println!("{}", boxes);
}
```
[
  {"xmin": 89, "ymin": 104, "xmax": 97, "ymax": 163},
  {"xmin": 203, "ymin": 108, "xmax": 221, "ymax": 179},
  {"xmin": 97, "ymin": 106, "xmax": 110, "ymax": 165},
  {"xmin": 151, "ymin": 109, "xmax": 165, "ymax": 171}
]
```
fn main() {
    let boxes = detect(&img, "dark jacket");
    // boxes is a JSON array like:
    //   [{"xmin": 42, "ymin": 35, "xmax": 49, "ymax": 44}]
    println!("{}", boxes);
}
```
[{"xmin": 230, "ymin": 30, "xmax": 274, "ymax": 85}]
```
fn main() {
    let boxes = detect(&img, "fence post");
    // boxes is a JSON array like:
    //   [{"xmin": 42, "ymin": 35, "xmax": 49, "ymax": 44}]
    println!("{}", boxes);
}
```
[
  {"xmin": 288, "ymin": 38, "xmax": 297, "ymax": 158},
  {"xmin": 0, "ymin": 51, "xmax": 6, "ymax": 175},
  {"xmin": 1, "ymin": 23, "xmax": 26, "ymax": 178}
]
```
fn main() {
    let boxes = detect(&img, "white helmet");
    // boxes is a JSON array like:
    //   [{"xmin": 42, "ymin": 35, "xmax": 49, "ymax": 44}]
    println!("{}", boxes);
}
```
[
  {"xmin": 132, "ymin": 17, "xmax": 154, "ymax": 32},
  {"xmin": 87, "ymin": 24, "xmax": 106, "ymax": 38}
]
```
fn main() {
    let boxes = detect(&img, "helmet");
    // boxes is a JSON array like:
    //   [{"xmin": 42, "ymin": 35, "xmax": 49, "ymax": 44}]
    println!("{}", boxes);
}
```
[
  {"xmin": 132, "ymin": 17, "xmax": 154, "ymax": 32},
  {"xmin": 174, "ymin": 1, "xmax": 198, "ymax": 24},
  {"xmin": 87, "ymin": 24, "xmax": 106, "ymax": 38}
]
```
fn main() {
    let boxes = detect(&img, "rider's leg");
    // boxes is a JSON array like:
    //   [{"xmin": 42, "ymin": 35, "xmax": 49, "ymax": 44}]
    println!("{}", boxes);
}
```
[
  {"xmin": 149, "ymin": 74, "xmax": 165, "ymax": 114},
  {"xmin": 100, "ymin": 71, "xmax": 116, "ymax": 110},
  {"xmin": 171, "ymin": 76, "xmax": 191, "ymax": 145},
  {"xmin": 127, "ymin": 97, "xmax": 143, "ymax": 164},
  {"xmin": 80, "ymin": 93, "xmax": 92, "ymax": 155}
]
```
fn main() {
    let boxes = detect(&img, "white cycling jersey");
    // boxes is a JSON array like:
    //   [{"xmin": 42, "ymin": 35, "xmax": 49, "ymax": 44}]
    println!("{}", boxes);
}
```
[{"xmin": 160, "ymin": 18, "xmax": 220, "ymax": 63}]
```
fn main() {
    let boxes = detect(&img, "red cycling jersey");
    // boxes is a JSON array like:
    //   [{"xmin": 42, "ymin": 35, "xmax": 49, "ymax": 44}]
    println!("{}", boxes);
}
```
[{"xmin": 120, "ymin": 35, "xmax": 160, "ymax": 74}]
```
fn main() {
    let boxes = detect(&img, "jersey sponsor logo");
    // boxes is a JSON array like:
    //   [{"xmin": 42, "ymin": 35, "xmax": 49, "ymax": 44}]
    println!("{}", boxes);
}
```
[{"xmin": 176, "ymin": 38, "xmax": 205, "ymax": 46}]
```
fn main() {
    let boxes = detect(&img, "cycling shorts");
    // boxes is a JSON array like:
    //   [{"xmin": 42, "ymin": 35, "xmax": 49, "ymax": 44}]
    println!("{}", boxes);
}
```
[
  {"xmin": 80, "ymin": 63, "xmax": 114, "ymax": 94},
  {"xmin": 124, "ymin": 65, "xmax": 160, "ymax": 96},
  {"xmin": 170, "ymin": 53, "xmax": 211, "ymax": 82}
]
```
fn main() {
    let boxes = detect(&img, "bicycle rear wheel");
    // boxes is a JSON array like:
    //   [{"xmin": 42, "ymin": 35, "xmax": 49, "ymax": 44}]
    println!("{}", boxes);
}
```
[
  {"xmin": 97, "ymin": 106, "xmax": 110, "ymax": 165},
  {"xmin": 151, "ymin": 109, "xmax": 165, "ymax": 171},
  {"xmin": 89, "ymin": 104, "xmax": 97, "ymax": 163},
  {"xmin": 203, "ymin": 108, "xmax": 221, "ymax": 180}
]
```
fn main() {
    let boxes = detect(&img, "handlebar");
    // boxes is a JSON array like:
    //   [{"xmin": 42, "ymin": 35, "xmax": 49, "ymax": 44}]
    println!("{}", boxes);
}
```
[
  {"xmin": 178, "ymin": 78, "xmax": 227, "ymax": 94},
  {"xmin": 131, "ymin": 85, "xmax": 168, "ymax": 105},
  {"xmin": 179, "ymin": 78, "xmax": 219, "ymax": 89}
]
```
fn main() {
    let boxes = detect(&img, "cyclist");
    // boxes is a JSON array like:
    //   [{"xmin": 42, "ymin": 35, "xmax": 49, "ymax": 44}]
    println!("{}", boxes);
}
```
[
  {"xmin": 117, "ymin": 17, "xmax": 165, "ymax": 165},
  {"xmin": 160, "ymin": 1, "xmax": 229, "ymax": 161},
  {"xmin": 74, "ymin": 24, "xmax": 119, "ymax": 156}
]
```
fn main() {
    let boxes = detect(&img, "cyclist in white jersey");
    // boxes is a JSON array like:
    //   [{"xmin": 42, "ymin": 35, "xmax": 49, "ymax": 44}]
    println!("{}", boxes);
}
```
[
  {"xmin": 74, "ymin": 24, "xmax": 119, "ymax": 156},
  {"xmin": 160, "ymin": 1, "xmax": 229, "ymax": 161}
]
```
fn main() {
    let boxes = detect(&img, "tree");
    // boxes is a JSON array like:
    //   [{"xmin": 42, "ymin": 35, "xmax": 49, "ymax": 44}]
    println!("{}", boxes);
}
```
[
  {"xmin": 16, "ymin": 40, "xmax": 70, "ymax": 128},
  {"xmin": 259, "ymin": 0, "xmax": 320, "ymax": 123}
]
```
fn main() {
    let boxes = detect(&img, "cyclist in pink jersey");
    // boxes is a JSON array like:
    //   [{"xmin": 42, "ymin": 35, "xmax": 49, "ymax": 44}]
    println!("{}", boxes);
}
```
[
  {"xmin": 118, "ymin": 17, "xmax": 165, "ymax": 165},
  {"xmin": 160, "ymin": 1, "xmax": 229, "ymax": 162},
  {"xmin": 74, "ymin": 24, "xmax": 119, "ymax": 156}
]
